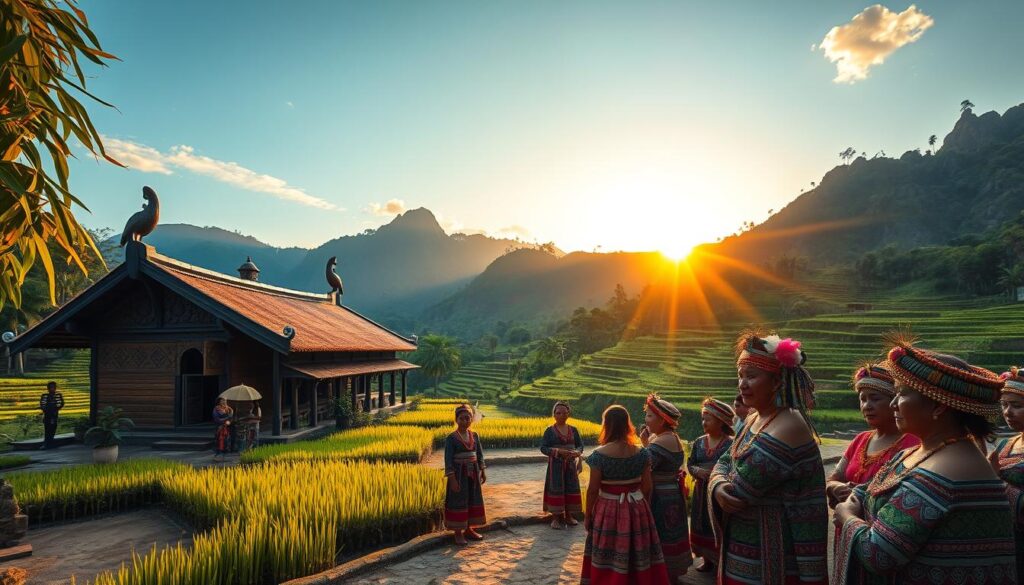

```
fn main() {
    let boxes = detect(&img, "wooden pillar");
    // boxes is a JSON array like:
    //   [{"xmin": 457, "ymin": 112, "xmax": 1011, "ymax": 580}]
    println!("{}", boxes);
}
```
[
  {"xmin": 89, "ymin": 338, "xmax": 99, "ymax": 421},
  {"xmin": 290, "ymin": 379, "xmax": 299, "ymax": 430},
  {"xmin": 309, "ymin": 380, "xmax": 319, "ymax": 427},
  {"xmin": 363, "ymin": 375, "xmax": 371, "ymax": 412},
  {"xmin": 389, "ymin": 372, "xmax": 396, "ymax": 406},
  {"xmin": 401, "ymin": 370, "xmax": 408, "ymax": 403},
  {"xmin": 272, "ymin": 353, "xmax": 282, "ymax": 436},
  {"xmin": 377, "ymin": 374, "xmax": 385, "ymax": 410},
  {"xmin": 348, "ymin": 377, "xmax": 357, "ymax": 411}
]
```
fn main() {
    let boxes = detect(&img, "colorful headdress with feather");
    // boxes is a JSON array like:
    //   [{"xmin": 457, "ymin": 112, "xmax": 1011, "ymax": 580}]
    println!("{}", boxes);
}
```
[
  {"xmin": 736, "ymin": 331, "xmax": 816, "ymax": 414},
  {"xmin": 853, "ymin": 363, "xmax": 896, "ymax": 397},
  {"xmin": 645, "ymin": 394, "xmax": 681, "ymax": 429},
  {"xmin": 999, "ymin": 367, "xmax": 1024, "ymax": 398},
  {"xmin": 883, "ymin": 332, "xmax": 1003, "ymax": 418}
]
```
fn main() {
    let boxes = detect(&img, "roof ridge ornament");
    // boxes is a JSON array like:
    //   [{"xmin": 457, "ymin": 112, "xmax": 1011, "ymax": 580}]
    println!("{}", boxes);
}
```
[
  {"xmin": 326, "ymin": 256, "xmax": 344, "ymax": 306},
  {"xmin": 120, "ymin": 186, "xmax": 160, "ymax": 246}
]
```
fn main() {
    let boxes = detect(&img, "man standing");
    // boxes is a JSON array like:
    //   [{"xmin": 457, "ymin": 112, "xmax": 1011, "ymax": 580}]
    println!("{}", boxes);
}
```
[{"xmin": 39, "ymin": 381, "xmax": 64, "ymax": 449}]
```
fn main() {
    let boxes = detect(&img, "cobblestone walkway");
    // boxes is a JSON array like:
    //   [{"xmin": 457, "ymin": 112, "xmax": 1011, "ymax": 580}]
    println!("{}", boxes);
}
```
[{"xmin": 356, "ymin": 442, "xmax": 846, "ymax": 584}]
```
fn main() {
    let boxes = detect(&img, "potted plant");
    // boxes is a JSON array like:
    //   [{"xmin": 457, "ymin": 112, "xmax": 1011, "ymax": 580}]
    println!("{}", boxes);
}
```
[
  {"xmin": 327, "ymin": 396, "xmax": 353, "ymax": 429},
  {"xmin": 84, "ymin": 406, "xmax": 134, "ymax": 464}
]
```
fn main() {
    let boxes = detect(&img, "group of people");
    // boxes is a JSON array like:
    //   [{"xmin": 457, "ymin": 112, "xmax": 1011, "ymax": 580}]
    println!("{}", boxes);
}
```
[
  {"xmin": 441, "ymin": 328, "xmax": 1024, "ymax": 584},
  {"xmin": 212, "ymin": 398, "xmax": 261, "ymax": 460}
]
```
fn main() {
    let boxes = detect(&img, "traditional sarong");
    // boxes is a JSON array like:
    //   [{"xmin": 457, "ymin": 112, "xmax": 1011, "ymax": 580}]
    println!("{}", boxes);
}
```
[
  {"xmin": 708, "ymin": 425, "xmax": 828, "ymax": 585},
  {"xmin": 649, "ymin": 441, "xmax": 692, "ymax": 579},
  {"xmin": 214, "ymin": 424, "xmax": 231, "ymax": 454},
  {"xmin": 834, "ymin": 456, "xmax": 1017, "ymax": 585},
  {"xmin": 541, "ymin": 424, "xmax": 583, "ymax": 514},
  {"xmin": 686, "ymin": 434, "xmax": 732, "ymax": 560},
  {"xmin": 444, "ymin": 431, "xmax": 486, "ymax": 529},
  {"xmin": 582, "ymin": 449, "xmax": 669, "ymax": 585},
  {"xmin": 995, "ymin": 436, "xmax": 1024, "ymax": 582}
]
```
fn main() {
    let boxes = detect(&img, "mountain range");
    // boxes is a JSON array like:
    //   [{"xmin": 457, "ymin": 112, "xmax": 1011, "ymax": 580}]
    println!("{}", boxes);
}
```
[{"xmin": 112, "ymin": 102, "xmax": 1024, "ymax": 337}]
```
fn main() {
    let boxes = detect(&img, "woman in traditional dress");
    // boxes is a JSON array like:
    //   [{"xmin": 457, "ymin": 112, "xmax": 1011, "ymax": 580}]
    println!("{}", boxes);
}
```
[
  {"xmin": 826, "ymin": 363, "xmax": 919, "ymax": 508},
  {"xmin": 444, "ymin": 403, "xmax": 487, "ymax": 545},
  {"xmin": 212, "ymin": 398, "xmax": 233, "ymax": 461},
  {"xmin": 581, "ymin": 405, "xmax": 669, "ymax": 585},
  {"xmin": 639, "ymin": 394, "xmax": 692, "ymax": 582},
  {"xmin": 709, "ymin": 331, "xmax": 828, "ymax": 585},
  {"xmin": 541, "ymin": 401, "xmax": 584, "ymax": 528},
  {"xmin": 686, "ymin": 397, "xmax": 734, "ymax": 574},
  {"xmin": 833, "ymin": 337, "xmax": 1017, "ymax": 584},
  {"xmin": 991, "ymin": 366, "xmax": 1024, "ymax": 580},
  {"xmin": 731, "ymin": 393, "xmax": 750, "ymax": 436}
]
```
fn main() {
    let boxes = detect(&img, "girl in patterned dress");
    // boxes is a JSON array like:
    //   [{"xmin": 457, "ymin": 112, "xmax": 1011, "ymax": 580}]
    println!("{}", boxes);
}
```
[
  {"xmin": 640, "ymin": 394, "xmax": 692, "ymax": 582},
  {"xmin": 833, "ymin": 337, "xmax": 1017, "ymax": 584},
  {"xmin": 992, "ymin": 367, "xmax": 1024, "ymax": 580},
  {"xmin": 686, "ymin": 397, "xmax": 734, "ymax": 574},
  {"xmin": 541, "ymin": 401, "xmax": 584, "ymax": 528},
  {"xmin": 826, "ymin": 363, "xmax": 919, "ymax": 508},
  {"xmin": 709, "ymin": 330, "xmax": 828, "ymax": 585},
  {"xmin": 444, "ymin": 403, "xmax": 487, "ymax": 545},
  {"xmin": 581, "ymin": 405, "xmax": 669, "ymax": 585}
]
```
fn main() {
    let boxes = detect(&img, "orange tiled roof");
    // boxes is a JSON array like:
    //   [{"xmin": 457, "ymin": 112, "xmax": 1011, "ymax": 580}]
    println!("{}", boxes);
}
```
[
  {"xmin": 149, "ymin": 254, "xmax": 417, "ymax": 353},
  {"xmin": 283, "ymin": 359, "xmax": 418, "ymax": 379}
]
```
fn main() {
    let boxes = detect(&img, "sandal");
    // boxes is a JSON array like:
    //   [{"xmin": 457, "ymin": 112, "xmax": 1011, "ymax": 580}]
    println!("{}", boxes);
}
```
[
  {"xmin": 465, "ymin": 529, "xmax": 484, "ymax": 541},
  {"xmin": 563, "ymin": 515, "xmax": 578, "ymax": 526}
]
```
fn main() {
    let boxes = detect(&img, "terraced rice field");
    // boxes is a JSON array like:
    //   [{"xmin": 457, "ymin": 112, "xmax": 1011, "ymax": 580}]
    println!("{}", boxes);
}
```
[
  {"xmin": 435, "ymin": 359, "xmax": 511, "ymax": 399},
  {"xmin": 0, "ymin": 351, "xmax": 90, "ymax": 422},
  {"xmin": 506, "ymin": 297, "xmax": 1024, "ymax": 436}
]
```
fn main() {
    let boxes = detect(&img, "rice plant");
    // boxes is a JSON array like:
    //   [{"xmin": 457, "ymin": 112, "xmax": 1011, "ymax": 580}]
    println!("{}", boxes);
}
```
[
  {"xmin": 239, "ymin": 425, "xmax": 434, "ymax": 465},
  {"xmin": 431, "ymin": 416, "xmax": 602, "ymax": 448}
]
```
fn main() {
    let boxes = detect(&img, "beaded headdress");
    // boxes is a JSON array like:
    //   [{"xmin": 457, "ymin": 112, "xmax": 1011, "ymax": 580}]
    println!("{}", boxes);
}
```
[
  {"xmin": 853, "ymin": 363, "xmax": 896, "ymax": 397},
  {"xmin": 999, "ymin": 367, "xmax": 1024, "ymax": 398},
  {"xmin": 645, "ymin": 394, "xmax": 681, "ymax": 429},
  {"xmin": 883, "ymin": 334, "xmax": 1003, "ymax": 418},
  {"xmin": 701, "ymin": 397, "xmax": 736, "ymax": 435},
  {"xmin": 454, "ymin": 403, "xmax": 473, "ymax": 419}
]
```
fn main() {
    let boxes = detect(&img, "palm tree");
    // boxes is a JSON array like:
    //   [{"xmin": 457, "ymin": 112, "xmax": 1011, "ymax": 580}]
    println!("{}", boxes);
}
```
[
  {"xmin": 928, "ymin": 134, "xmax": 937, "ymax": 152},
  {"xmin": 537, "ymin": 337, "xmax": 569, "ymax": 364},
  {"xmin": 960, "ymin": 99, "xmax": 974, "ymax": 113},
  {"xmin": 413, "ymin": 335, "xmax": 461, "ymax": 394}
]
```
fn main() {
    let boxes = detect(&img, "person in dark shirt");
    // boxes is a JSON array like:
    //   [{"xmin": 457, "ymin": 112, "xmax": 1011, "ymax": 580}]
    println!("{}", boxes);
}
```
[{"xmin": 38, "ymin": 381, "xmax": 64, "ymax": 449}]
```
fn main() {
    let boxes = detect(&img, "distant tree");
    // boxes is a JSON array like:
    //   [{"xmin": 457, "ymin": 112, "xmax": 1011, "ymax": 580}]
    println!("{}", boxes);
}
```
[
  {"xmin": 494, "ymin": 321, "xmax": 511, "ymax": 338},
  {"xmin": 538, "ymin": 242, "xmax": 558, "ymax": 255},
  {"xmin": 411, "ymin": 335, "xmax": 461, "ymax": 394},
  {"xmin": 960, "ymin": 99, "xmax": 974, "ymax": 113},
  {"xmin": 506, "ymin": 326, "xmax": 531, "ymax": 344},
  {"xmin": 928, "ymin": 134, "xmax": 937, "ymax": 152},
  {"xmin": 810, "ymin": 182, "xmax": 816, "ymax": 187},
  {"xmin": 537, "ymin": 337, "xmax": 569, "ymax": 364},
  {"xmin": 839, "ymin": 147, "xmax": 857, "ymax": 165},
  {"xmin": 481, "ymin": 333, "xmax": 499, "ymax": 356}
]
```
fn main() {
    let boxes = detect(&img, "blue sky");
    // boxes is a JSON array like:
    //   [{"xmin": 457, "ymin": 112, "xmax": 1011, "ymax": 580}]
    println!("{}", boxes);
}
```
[{"xmin": 70, "ymin": 1, "xmax": 1024, "ymax": 253}]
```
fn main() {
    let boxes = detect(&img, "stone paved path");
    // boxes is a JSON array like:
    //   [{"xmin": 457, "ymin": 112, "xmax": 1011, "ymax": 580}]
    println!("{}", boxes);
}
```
[{"xmin": 357, "ymin": 441, "xmax": 846, "ymax": 584}]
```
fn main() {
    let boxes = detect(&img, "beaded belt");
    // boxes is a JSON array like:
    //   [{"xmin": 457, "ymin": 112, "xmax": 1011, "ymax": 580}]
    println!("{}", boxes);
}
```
[{"xmin": 598, "ymin": 489, "xmax": 644, "ymax": 503}]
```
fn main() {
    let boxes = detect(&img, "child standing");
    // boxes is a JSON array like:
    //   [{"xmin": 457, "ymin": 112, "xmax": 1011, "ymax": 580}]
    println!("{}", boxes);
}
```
[
  {"xmin": 444, "ymin": 403, "xmax": 487, "ymax": 545},
  {"xmin": 541, "ymin": 401, "xmax": 584, "ymax": 528}
]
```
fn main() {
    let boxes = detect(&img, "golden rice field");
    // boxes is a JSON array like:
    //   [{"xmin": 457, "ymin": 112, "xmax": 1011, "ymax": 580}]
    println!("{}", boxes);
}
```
[
  {"xmin": 386, "ymin": 408, "xmax": 462, "ymax": 428},
  {"xmin": 88, "ymin": 460, "xmax": 445, "ymax": 585},
  {"xmin": 240, "ymin": 425, "xmax": 434, "ymax": 465},
  {"xmin": 432, "ymin": 417, "xmax": 603, "ymax": 448},
  {"xmin": 6, "ymin": 459, "xmax": 187, "ymax": 524}
]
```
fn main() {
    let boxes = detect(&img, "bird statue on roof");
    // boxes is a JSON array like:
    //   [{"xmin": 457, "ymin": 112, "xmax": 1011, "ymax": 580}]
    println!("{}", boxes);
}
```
[
  {"xmin": 326, "ymin": 256, "xmax": 344, "ymax": 295},
  {"xmin": 120, "ymin": 186, "xmax": 161, "ymax": 246}
]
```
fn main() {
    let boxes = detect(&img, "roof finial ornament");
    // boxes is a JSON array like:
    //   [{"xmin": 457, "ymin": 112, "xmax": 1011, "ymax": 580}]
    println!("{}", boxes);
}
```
[
  {"xmin": 120, "ymin": 186, "xmax": 161, "ymax": 246},
  {"xmin": 326, "ymin": 256, "xmax": 344, "ymax": 303}
]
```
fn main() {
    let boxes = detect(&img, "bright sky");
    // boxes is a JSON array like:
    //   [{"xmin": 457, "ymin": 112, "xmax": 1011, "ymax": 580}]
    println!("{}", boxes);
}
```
[{"xmin": 70, "ymin": 1, "xmax": 1024, "ymax": 255}]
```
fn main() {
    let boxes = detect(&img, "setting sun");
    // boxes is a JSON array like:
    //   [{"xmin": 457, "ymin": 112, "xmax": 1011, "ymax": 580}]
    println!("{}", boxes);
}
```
[{"xmin": 658, "ymin": 244, "xmax": 694, "ymax": 262}]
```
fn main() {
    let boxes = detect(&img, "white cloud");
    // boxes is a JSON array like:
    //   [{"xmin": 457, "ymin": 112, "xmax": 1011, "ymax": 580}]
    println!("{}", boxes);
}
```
[
  {"xmin": 819, "ymin": 4, "xmax": 933, "ymax": 83},
  {"xmin": 286, "ymin": 101, "xmax": 294, "ymax": 108},
  {"xmin": 368, "ymin": 198, "xmax": 407, "ymax": 216},
  {"xmin": 498, "ymin": 225, "xmax": 531, "ymax": 238},
  {"xmin": 104, "ymin": 138, "xmax": 172, "ymax": 175},
  {"xmin": 102, "ymin": 138, "xmax": 338, "ymax": 210}
]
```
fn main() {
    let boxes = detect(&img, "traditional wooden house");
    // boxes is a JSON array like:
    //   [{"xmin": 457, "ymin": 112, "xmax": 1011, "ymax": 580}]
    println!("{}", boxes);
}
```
[{"xmin": 8, "ymin": 240, "xmax": 418, "ymax": 439}]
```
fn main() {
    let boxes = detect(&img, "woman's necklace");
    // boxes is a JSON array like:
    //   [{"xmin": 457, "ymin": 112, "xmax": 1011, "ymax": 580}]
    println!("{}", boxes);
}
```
[
  {"xmin": 997, "ymin": 434, "xmax": 1024, "ymax": 469},
  {"xmin": 730, "ymin": 410, "xmax": 781, "ymax": 459},
  {"xmin": 857, "ymin": 431, "xmax": 906, "ymax": 471},
  {"xmin": 455, "ymin": 428, "xmax": 475, "ymax": 450},
  {"xmin": 553, "ymin": 423, "xmax": 572, "ymax": 443},
  {"xmin": 868, "ymin": 435, "xmax": 970, "ymax": 495}
]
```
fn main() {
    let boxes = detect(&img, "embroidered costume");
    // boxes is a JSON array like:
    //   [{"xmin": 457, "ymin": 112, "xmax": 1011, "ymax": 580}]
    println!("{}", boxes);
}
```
[
  {"xmin": 444, "ymin": 428, "xmax": 486, "ymax": 529},
  {"xmin": 540, "ymin": 423, "xmax": 584, "ymax": 514},
  {"xmin": 581, "ymin": 448, "xmax": 669, "ymax": 585}
]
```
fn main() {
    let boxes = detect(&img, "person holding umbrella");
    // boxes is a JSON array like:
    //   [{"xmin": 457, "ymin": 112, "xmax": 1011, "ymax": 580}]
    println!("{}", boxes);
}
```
[
  {"xmin": 212, "ymin": 397, "xmax": 233, "ymax": 461},
  {"xmin": 218, "ymin": 384, "xmax": 262, "ymax": 453}
]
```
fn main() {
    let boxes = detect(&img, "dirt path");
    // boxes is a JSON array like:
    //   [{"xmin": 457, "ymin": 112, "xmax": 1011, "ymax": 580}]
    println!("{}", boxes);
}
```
[{"xmin": 0, "ymin": 509, "xmax": 193, "ymax": 585}]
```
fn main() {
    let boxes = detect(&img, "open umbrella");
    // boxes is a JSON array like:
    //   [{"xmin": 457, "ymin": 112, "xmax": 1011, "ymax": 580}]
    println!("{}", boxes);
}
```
[{"xmin": 219, "ymin": 384, "xmax": 262, "ymax": 401}]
